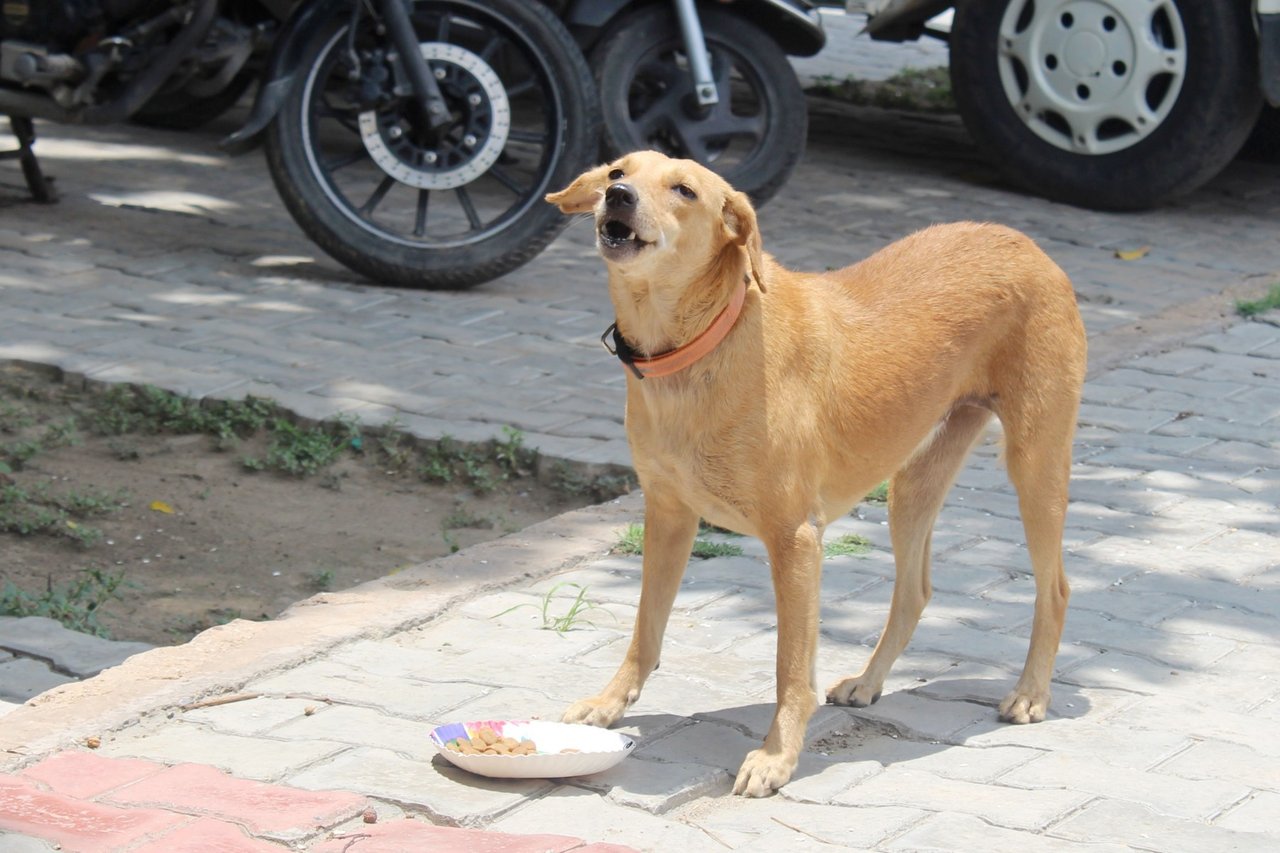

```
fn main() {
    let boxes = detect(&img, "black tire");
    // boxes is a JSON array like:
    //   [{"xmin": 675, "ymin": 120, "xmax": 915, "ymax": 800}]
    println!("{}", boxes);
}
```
[
  {"xmin": 950, "ymin": 0, "xmax": 1262, "ymax": 210},
  {"xmin": 264, "ymin": 0, "xmax": 599, "ymax": 289},
  {"xmin": 590, "ymin": 5, "xmax": 806, "ymax": 204},
  {"xmin": 133, "ymin": 71, "xmax": 255, "ymax": 130}
]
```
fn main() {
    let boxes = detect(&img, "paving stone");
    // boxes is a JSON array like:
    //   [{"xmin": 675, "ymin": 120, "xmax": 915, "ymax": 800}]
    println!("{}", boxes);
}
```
[
  {"xmin": 682, "ymin": 797, "xmax": 925, "ymax": 850},
  {"xmin": 1154, "ymin": 739, "xmax": 1280, "ymax": 791},
  {"xmin": 489, "ymin": 787, "xmax": 723, "ymax": 852},
  {"xmin": 181, "ymin": 697, "xmax": 322, "ymax": 736},
  {"xmin": 951, "ymin": 717, "xmax": 1190, "ymax": 771},
  {"xmin": 999, "ymin": 750, "xmax": 1250, "ymax": 821},
  {"xmin": 1050, "ymin": 798, "xmax": 1277, "ymax": 852},
  {"xmin": 0, "ymin": 831, "xmax": 62, "ymax": 853},
  {"xmin": 1213, "ymin": 790, "xmax": 1280, "ymax": 836},
  {"xmin": 286, "ymin": 747, "xmax": 553, "ymax": 826},
  {"xmin": 99, "ymin": 722, "xmax": 349, "ymax": 782},
  {"xmin": 0, "ymin": 657, "xmax": 75, "ymax": 702},
  {"xmin": 0, "ymin": 615, "xmax": 153, "ymax": 678},
  {"xmin": 0, "ymin": 774, "xmax": 188, "ymax": 852},
  {"xmin": 887, "ymin": 812, "xmax": 1132, "ymax": 853},
  {"xmin": 833, "ymin": 765, "xmax": 1088, "ymax": 830},
  {"xmin": 20, "ymin": 752, "xmax": 166, "ymax": 800},
  {"xmin": 570, "ymin": 756, "xmax": 727, "ymax": 814},
  {"xmin": 246, "ymin": 659, "xmax": 490, "ymax": 720},
  {"xmin": 129, "ymin": 816, "xmax": 290, "ymax": 852},
  {"xmin": 269, "ymin": 703, "xmax": 437, "ymax": 762},
  {"xmin": 307, "ymin": 819, "xmax": 612, "ymax": 853}
]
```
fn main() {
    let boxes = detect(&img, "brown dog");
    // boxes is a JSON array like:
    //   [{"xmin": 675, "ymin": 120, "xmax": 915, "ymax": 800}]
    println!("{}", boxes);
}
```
[{"xmin": 546, "ymin": 151, "xmax": 1087, "ymax": 797}]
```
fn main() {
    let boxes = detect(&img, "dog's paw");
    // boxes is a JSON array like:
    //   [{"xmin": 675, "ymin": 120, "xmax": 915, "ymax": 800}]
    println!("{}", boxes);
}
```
[
  {"xmin": 825, "ymin": 675, "xmax": 882, "ymax": 708},
  {"xmin": 998, "ymin": 686, "xmax": 1050, "ymax": 724},
  {"xmin": 562, "ymin": 696, "xmax": 626, "ymax": 728},
  {"xmin": 732, "ymin": 747, "xmax": 796, "ymax": 798}
]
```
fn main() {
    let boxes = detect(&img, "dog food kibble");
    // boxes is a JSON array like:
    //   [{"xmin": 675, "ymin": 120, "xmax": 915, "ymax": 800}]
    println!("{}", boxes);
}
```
[{"xmin": 446, "ymin": 728, "xmax": 538, "ymax": 756}]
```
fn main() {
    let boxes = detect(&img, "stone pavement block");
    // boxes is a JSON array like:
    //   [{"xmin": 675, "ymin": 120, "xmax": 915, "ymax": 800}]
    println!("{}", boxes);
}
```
[
  {"xmin": 1074, "ymin": 424, "xmax": 1216, "ymax": 455},
  {"xmin": 635, "ymin": 720, "xmax": 760, "ymax": 774},
  {"xmin": 886, "ymin": 812, "xmax": 1132, "ymax": 853},
  {"xmin": 833, "ymin": 765, "xmax": 1088, "ymax": 830},
  {"xmin": 832, "ymin": 690, "xmax": 997, "ymax": 743},
  {"xmin": 952, "ymin": 717, "xmax": 1190, "ymax": 770},
  {"xmin": 0, "ymin": 774, "xmax": 188, "ymax": 852},
  {"xmin": 270, "ymin": 703, "xmax": 437, "ymax": 762},
  {"xmin": 20, "ymin": 751, "xmax": 165, "ymax": 800},
  {"xmin": 1049, "ymin": 798, "xmax": 1277, "ymax": 853},
  {"xmin": 286, "ymin": 747, "xmax": 553, "ymax": 826},
  {"xmin": 99, "ymin": 722, "xmax": 348, "ymax": 782},
  {"xmin": 1056, "ymin": 607, "xmax": 1237, "ymax": 670},
  {"xmin": 1214, "ymin": 790, "xmax": 1280, "ymax": 836},
  {"xmin": 106, "ymin": 762, "xmax": 367, "ymax": 842},
  {"xmin": 1076, "ymin": 402, "xmax": 1179, "ymax": 433},
  {"xmin": 683, "ymin": 796, "xmax": 925, "ymax": 850},
  {"xmin": 1105, "ymin": 696, "xmax": 1280, "ymax": 758},
  {"xmin": 1159, "ymin": 602, "xmax": 1278, "ymax": 644},
  {"xmin": 182, "ymin": 697, "xmax": 321, "ymax": 736},
  {"xmin": 0, "ymin": 657, "xmax": 75, "ymax": 702},
  {"xmin": 246, "ymin": 659, "xmax": 489, "ymax": 721},
  {"xmin": 1155, "ymin": 739, "xmax": 1280, "ymax": 791},
  {"xmin": 130, "ymin": 816, "xmax": 289, "ymax": 852},
  {"xmin": 489, "ymin": 787, "xmax": 723, "ymax": 852},
  {"xmin": 0, "ymin": 615, "xmax": 153, "ymax": 677},
  {"xmin": 308, "ymin": 819, "xmax": 615, "ymax": 853},
  {"xmin": 1114, "ymin": 570, "xmax": 1278, "ymax": 618},
  {"xmin": 570, "ymin": 756, "xmax": 727, "ymax": 814},
  {"xmin": 999, "ymin": 750, "xmax": 1250, "ymax": 821},
  {"xmin": 0, "ymin": 831, "xmax": 61, "ymax": 852},
  {"xmin": 441, "ymin": 686, "xmax": 578, "ymax": 727}
]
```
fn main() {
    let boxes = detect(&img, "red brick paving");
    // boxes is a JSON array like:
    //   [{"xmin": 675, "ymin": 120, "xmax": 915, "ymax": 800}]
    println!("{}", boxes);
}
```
[{"xmin": 0, "ymin": 752, "xmax": 640, "ymax": 852}]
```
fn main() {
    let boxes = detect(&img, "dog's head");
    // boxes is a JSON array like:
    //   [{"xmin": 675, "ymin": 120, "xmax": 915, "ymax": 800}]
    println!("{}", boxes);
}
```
[{"xmin": 546, "ymin": 150, "xmax": 764, "ymax": 290}]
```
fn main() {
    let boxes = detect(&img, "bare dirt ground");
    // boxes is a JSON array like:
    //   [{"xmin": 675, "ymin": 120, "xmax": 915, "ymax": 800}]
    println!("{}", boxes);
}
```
[{"xmin": 0, "ymin": 365, "xmax": 625, "ymax": 646}]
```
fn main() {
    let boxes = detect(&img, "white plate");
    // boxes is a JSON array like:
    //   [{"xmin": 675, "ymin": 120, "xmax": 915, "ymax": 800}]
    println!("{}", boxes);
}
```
[{"xmin": 429, "ymin": 719, "xmax": 635, "ymax": 779}]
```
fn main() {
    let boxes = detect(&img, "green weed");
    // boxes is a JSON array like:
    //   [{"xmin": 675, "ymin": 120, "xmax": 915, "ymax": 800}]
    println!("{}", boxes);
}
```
[
  {"xmin": 825, "ymin": 533, "xmax": 872, "ymax": 558},
  {"xmin": 548, "ymin": 463, "xmax": 634, "ymax": 502},
  {"xmin": 494, "ymin": 581, "xmax": 614, "ymax": 633},
  {"xmin": 243, "ymin": 416, "xmax": 361, "ymax": 476},
  {"xmin": 615, "ymin": 522, "xmax": 744, "ymax": 559},
  {"xmin": 0, "ymin": 568, "xmax": 126, "ymax": 637},
  {"xmin": 1236, "ymin": 284, "xmax": 1280, "ymax": 318},
  {"xmin": 864, "ymin": 481, "xmax": 889, "ymax": 504}
]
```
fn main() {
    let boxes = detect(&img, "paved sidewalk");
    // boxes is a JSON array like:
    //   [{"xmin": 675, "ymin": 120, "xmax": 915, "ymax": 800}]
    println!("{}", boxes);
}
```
[{"xmin": 1, "ymin": 16, "xmax": 1279, "ymax": 852}]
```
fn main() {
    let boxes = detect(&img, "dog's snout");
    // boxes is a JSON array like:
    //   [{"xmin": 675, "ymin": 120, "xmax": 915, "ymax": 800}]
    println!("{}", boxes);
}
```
[{"xmin": 605, "ymin": 182, "xmax": 637, "ymax": 210}]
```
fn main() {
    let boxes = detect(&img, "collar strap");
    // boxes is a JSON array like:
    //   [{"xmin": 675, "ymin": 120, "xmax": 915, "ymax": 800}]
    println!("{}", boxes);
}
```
[{"xmin": 602, "ymin": 278, "xmax": 748, "ymax": 380}]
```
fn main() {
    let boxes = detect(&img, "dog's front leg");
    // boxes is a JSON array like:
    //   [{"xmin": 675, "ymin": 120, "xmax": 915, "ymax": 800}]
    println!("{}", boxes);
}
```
[
  {"xmin": 734, "ymin": 519, "xmax": 823, "ymax": 797},
  {"xmin": 563, "ymin": 494, "xmax": 699, "ymax": 728}
]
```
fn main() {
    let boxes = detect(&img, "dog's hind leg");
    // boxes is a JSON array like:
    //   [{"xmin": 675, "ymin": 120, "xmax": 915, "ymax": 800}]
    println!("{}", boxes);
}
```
[
  {"xmin": 563, "ymin": 492, "xmax": 699, "ymax": 728},
  {"xmin": 827, "ymin": 404, "xmax": 993, "ymax": 708},
  {"xmin": 996, "ymin": 391, "xmax": 1078, "ymax": 724}
]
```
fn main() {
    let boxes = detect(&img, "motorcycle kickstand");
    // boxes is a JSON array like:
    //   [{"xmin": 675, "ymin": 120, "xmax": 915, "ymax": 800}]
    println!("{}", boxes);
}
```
[{"xmin": 2, "ymin": 116, "xmax": 57, "ymax": 203}]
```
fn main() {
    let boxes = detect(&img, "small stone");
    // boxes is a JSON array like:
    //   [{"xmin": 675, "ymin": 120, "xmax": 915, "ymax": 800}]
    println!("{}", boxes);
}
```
[
  {"xmin": 362, "ymin": 807, "xmax": 377, "ymax": 824},
  {"xmin": 86, "ymin": 735, "xmax": 101, "ymax": 749},
  {"xmin": 304, "ymin": 705, "xmax": 318, "ymax": 716}
]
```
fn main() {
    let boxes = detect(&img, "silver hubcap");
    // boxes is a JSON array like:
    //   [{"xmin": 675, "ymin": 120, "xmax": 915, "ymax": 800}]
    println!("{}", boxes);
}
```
[
  {"xmin": 358, "ymin": 42, "xmax": 511, "ymax": 189},
  {"xmin": 998, "ymin": 0, "xmax": 1187, "ymax": 155}
]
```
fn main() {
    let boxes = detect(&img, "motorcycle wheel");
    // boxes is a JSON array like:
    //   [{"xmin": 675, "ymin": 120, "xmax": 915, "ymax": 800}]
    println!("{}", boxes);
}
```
[
  {"xmin": 590, "ymin": 5, "xmax": 806, "ymax": 204},
  {"xmin": 950, "ymin": 0, "xmax": 1262, "ymax": 210},
  {"xmin": 264, "ymin": 0, "xmax": 599, "ymax": 289}
]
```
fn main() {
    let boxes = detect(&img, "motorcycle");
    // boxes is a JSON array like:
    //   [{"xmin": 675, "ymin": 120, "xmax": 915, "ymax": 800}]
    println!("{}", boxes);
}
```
[
  {"xmin": 0, "ymin": 1, "xmax": 601, "ymax": 288},
  {"xmin": 558, "ymin": 0, "xmax": 826, "ymax": 203}
]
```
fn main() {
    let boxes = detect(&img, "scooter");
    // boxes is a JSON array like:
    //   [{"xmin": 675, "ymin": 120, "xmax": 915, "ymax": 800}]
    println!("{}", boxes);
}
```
[{"xmin": 1, "ymin": 1, "xmax": 601, "ymax": 288}]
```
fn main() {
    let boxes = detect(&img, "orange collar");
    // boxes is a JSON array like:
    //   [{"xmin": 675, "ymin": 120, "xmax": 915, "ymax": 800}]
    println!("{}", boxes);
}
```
[{"xmin": 602, "ymin": 278, "xmax": 748, "ymax": 380}]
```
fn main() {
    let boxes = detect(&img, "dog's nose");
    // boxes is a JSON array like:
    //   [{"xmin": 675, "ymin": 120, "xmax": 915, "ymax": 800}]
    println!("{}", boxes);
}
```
[{"xmin": 605, "ymin": 182, "xmax": 637, "ymax": 210}]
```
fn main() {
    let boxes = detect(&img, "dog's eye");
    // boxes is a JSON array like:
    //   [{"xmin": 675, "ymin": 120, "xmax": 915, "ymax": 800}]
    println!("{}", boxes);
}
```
[
  {"xmin": 608, "ymin": 169, "xmax": 624, "ymax": 180},
  {"xmin": 674, "ymin": 184, "xmax": 697, "ymax": 200}
]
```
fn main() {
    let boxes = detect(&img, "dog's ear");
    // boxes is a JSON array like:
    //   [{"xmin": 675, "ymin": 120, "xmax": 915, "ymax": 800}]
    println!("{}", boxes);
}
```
[
  {"xmin": 545, "ymin": 164, "xmax": 611, "ymax": 214},
  {"xmin": 722, "ymin": 190, "xmax": 766, "ymax": 293}
]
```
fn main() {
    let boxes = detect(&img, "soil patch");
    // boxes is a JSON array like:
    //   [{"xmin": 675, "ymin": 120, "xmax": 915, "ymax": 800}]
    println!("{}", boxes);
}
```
[{"xmin": 0, "ymin": 365, "xmax": 629, "ymax": 646}]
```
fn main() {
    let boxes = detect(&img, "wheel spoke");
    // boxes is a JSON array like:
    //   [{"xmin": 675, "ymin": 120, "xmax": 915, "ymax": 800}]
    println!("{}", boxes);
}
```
[
  {"xmin": 414, "ymin": 189, "xmax": 430, "ymax": 237},
  {"xmin": 359, "ymin": 175, "xmax": 396, "ymax": 215},
  {"xmin": 506, "ymin": 128, "xmax": 547, "ymax": 145},
  {"xmin": 436, "ymin": 13, "xmax": 451, "ymax": 41},
  {"xmin": 324, "ymin": 147, "xmax": 368, "ymax": 172},
  {"xmin": 479, "ymin": 35, "xmax": 501, "ymax": 63},
  {"xmin": 506, "ymin": 78, "xmax": 537, "ymax": 99},
  {"xmin": 455, "ymin": 185, "xmax": 483, "ymax": 230},
  {"xmin": 487, "ymin": 163, "xmax": 527, "ymax": 195}
]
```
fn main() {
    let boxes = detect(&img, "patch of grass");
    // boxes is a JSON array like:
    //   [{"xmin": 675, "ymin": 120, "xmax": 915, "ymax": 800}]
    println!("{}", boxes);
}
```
[
  {"xmin": 417, "ymin": 429, "xmax": 538, "ymax": 494},
  {"xmin": 0, "ymin": 402, "xmax": 34, "ymax": 433},
  {"xmin": 306, "ymin": 568, "xmax": 335, "ymax": 592},
  {"xmin": 242, "ymin": 415, "xmax": 361, "ymax": 477},
  {"xmin": 494, "ymin": 581, "xmax": 614, "ymax": 633},
  {"xmin": 0, "ymin": 568, "xmax": 126, "ymax": 637},
  {"xmin": 806, "ymin": 66, "xmax": 955, "ymax": 113},
  {"xmin": 442, "ymin": 506, "xmax": 494, "ymax": 530},
  {"xmin": 0, "ymin": 483, "xmax": 123, "ymax": 545},
  {"xmin": 1236, "ymin": 284, "xmax": 1280, "ymax": 318},
  {"xmin": 614, "ymin": 522, "xmax": 744, "ymax": 559},
  {"xmin": 825, "ymin": 533, "xmax": 872, "ymax": 558},
  {"xmin": 548, "ymin": 462, "xmax": 635, "ymax": 502},
  {"xmin": 864, "ymin": 481, "xmax": 889, "ymax": 504},
  {"xmin": 90, "ymin": 385, "xmax": 274, "ymax": 442}
]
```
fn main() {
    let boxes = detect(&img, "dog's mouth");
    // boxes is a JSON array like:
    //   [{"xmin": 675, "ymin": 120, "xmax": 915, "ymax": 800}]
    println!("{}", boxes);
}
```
[{"xmin": 598, "ymin": 219, "xmax": 650, "ymax": 253}]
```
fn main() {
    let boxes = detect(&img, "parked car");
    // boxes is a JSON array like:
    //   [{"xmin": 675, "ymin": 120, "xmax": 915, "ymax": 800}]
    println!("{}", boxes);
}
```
[{"xmin": 855, "ymin": 0, "xmax": 1280, "ymax": 209}]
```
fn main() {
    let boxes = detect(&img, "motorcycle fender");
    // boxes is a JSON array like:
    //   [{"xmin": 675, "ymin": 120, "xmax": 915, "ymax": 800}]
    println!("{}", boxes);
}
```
[
  {"xmin": 864, "ymin": 0, "xmax": 951, "ymax": 42},
  {"xmin": 563, "ymin": 0, "xmax": 825, "ymax": 57},
  {"xmin": 222, "ymin": 0, "xmax": 349, "ymax": 153}
]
